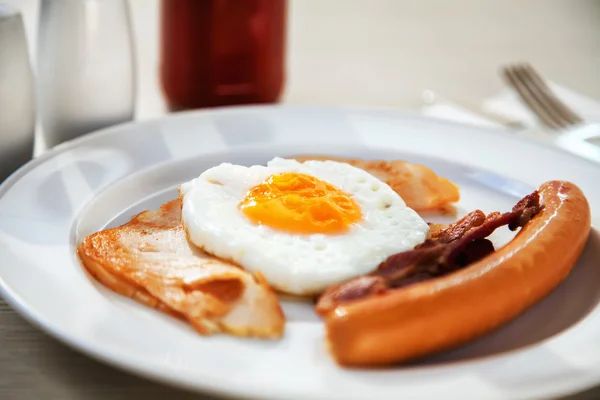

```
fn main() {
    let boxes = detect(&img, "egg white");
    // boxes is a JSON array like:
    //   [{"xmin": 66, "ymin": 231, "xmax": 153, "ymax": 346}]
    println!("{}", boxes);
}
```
[{"xmin": 179, "ymin": 157, "xmax": 429, "ymax": 296}]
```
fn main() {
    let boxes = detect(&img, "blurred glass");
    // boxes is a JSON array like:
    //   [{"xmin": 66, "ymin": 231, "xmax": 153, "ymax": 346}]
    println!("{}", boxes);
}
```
[
  {"xmin": 0, "ymin": 4, "xmax": 35, "ymax": 182},
  {"xmin": 37, "ymin": 0, "xmax": 135, "ymax": 148}
]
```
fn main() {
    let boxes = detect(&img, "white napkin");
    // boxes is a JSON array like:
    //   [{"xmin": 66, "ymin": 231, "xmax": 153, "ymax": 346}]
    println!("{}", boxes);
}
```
[
  {"xmin": 483, "ymin": 83, "xmax": 600, "ymax": 128},
  {"xmin": 420, "ymin": 84, "xmax": 600, "ymax": 162},
  {"xmin": 422, "ymin": 83, "xmax": 600, "ymax": 129},
  {"xmin": 421, "ymin": 100, "xmax": 507, "ymax": 130}
]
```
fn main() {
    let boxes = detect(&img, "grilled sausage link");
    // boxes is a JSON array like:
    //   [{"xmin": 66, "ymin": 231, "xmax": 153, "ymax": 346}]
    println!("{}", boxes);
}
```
[{"xmin": 323, "ymin": 181, "xmax": 591, "ymax": 367}]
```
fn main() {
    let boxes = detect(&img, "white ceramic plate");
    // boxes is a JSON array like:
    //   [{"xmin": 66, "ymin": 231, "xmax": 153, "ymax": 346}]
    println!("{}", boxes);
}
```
[{"xmin": 1, "ymin": 106, "xmax": 600, "ymax": 400}]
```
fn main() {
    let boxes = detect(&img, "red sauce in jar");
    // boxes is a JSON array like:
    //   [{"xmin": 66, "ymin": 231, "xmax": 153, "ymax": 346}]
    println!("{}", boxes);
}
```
[{"xmin": 159, "ymin": 0, "xmax": 287, "ymax": 110}]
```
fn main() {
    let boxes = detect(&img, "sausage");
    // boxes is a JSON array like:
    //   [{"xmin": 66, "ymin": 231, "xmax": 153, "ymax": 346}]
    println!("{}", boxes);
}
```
[{"xmin": 322, "ymin": 181, "xmax": 591, "ymax": 367}]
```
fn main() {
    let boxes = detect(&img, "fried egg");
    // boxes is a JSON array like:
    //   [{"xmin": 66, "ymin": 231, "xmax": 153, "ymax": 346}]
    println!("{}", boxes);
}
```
[{"xmin": 179, "ymin": 157, "xmax": 429, "ymax": 295}]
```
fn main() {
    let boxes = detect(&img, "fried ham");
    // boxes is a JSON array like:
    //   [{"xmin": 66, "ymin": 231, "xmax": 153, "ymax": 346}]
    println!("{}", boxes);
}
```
[
  {"xmin": 292, "ymin": 155, "xmax": 460, "ymax": 211},
  {"xmin": 77, "ymin": 199, "xmax": 285, "ymax": 338}
]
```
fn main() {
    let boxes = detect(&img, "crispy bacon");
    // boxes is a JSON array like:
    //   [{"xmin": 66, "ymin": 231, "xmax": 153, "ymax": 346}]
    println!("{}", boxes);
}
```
[
  {"xmin": 428, "ymin": 209, "xmax": 486, "ymax": 244},
  {"xmin": 316, "ymin": 191, "xmax": 543, "ymax": 314}
]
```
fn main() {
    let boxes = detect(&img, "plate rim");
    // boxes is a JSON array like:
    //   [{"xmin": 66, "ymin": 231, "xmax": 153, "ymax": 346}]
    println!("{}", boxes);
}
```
[{"xmin": 1, "ymin": 104, "xmax": 600, "ymax": 400}]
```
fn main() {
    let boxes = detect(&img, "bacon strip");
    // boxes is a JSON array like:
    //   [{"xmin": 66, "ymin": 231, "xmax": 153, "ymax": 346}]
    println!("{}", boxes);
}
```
[
  {"xmin": 428, "ymin": 209, "xmax": 486, "ymax": 244},
  {"xmin": 316, "ymin": 191, "xmax": 543, "ymax": 315}
]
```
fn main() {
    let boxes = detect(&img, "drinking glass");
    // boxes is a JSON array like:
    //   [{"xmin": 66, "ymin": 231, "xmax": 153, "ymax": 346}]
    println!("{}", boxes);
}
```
[
  {"xmin": 37, "ymin": 0, "xmax": 135, "ymax": 148},
  {"xmin": 0, "ymin": 3, "xmax": 35, "ymax": 182}
]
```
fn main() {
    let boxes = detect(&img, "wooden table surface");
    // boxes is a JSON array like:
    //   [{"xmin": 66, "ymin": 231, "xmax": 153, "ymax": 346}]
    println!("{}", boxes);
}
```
[
  {"xmin": 0, "ymin": 299, "xmax": 218, "ymax": 400},
  {"xmin": 2, "ymin": 0, "xmax": 600, "ymax": 399}
]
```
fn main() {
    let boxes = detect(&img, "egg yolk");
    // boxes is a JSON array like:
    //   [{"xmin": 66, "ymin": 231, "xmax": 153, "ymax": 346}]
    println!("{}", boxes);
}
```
[{"xmin": 239, "ymin": 173, "xmax": 362, "ymax": 234}]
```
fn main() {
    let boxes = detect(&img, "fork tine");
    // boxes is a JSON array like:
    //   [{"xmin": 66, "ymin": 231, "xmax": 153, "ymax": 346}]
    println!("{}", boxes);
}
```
[
  {"xmin": 510, "ymin": 65, "xmax": 571, "ymax": 129},
  {"xmin": 521, "ymin": 63, "xmax": 584, "ymax": 125},
  {"xmin": 501, "ymin": 66, "xmax": 564, "ymax": 130}
]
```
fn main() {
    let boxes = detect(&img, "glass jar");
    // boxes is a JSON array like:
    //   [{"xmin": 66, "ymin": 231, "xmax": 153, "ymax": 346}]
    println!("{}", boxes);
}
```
[{"xmin": 159, "ymin": 0, "xmax": 287, "ymax": 110}]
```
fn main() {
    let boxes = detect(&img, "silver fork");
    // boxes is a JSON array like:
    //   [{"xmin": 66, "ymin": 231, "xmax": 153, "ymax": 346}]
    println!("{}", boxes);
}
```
[
  {"xmin": 501, "ymin": 63, "xmax": 584, "ymax": 130},
  {"xmin": 501, "ymin": 63, "xmax": 600, "ymax": 163}
]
